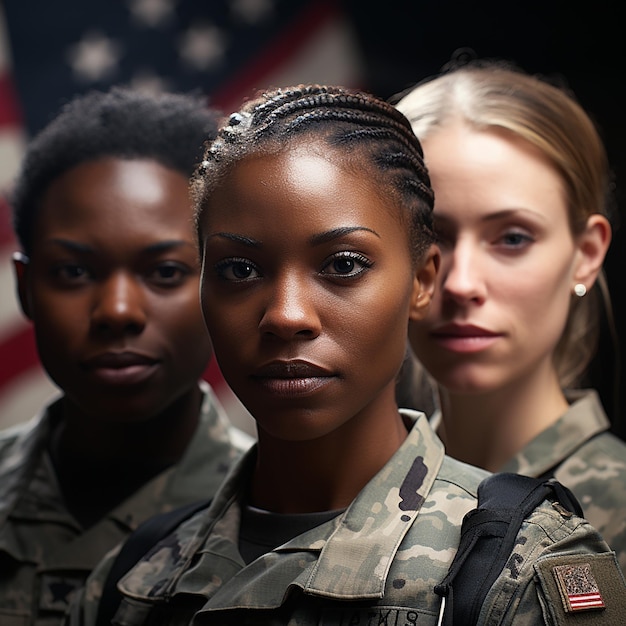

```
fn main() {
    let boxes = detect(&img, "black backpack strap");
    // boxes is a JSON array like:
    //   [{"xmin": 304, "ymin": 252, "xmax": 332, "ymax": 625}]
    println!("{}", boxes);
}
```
[
  {"xmin": 434, "ymin": 473, "xmax": 583, "ymax": 626},
  {"xmin": 95, "ymin": 498, "xmax": 211, "ymax": 626}
]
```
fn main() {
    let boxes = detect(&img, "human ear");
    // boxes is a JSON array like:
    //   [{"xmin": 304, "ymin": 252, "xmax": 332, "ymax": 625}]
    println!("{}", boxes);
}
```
[
  {"xmin": 572, "ymin": 214, "xmax": 611, "ymax": 293},
  {"xmin": 12, "ymin": 252, "xmax": 33, "ymax": 320},
  {"xmin": 409, "ymin": 244, "xmax": 440, "ymax": 322}
]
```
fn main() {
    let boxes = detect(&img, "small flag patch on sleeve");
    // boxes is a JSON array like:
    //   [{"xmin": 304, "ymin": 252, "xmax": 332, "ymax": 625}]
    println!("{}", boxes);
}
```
[{"xmin": 553, "ymin": 563, "xmax": 605, "ymax": 612}]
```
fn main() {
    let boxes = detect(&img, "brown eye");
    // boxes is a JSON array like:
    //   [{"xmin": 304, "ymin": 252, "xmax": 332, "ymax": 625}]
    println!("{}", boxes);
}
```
[
  {"xmin": 322, "ymin": 251, "xmax": 372, "ymax": 278},
  {"xmin": 149, "ymin": 263, "xmax": 190, "ymax": 286},
  {"xmin": 215, "ymin": 258, "xmax": 261, "ymax": 282},
  {"xmin": 53, "ymin": 263, "xmax": 92, "ymax": 284},
  {"xmin": 332, "ymin": 257, "xmax": 355, "ymax": 274}
]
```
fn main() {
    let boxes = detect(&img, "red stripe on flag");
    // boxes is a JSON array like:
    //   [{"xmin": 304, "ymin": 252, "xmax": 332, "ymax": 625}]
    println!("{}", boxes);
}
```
[
  {"xmin": 0, "ymin": 324, "xmax": 41, "ymax": 391},
  {"xmin": 210, "ymin": 1, "xmax": 340, "ymax": 112},
  {"xmin": 202, "ymin": 354, "xmax": 227, "ymax": 391},
  {"xmin": 568, "ymin": 592, "xmax": 605, "ymax": 610},
  {"xmin": 0, "ymin": 72, "xmax": 22, "ymax": 127},
  {"xmin": 0, "ymin": 196, "xmax": 17, "ymax": 246}
]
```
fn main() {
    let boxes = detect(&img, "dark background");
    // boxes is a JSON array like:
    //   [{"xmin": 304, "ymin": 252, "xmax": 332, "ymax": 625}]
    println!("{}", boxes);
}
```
[{"xmin": 341, "ymin": 0, "xmax": 626, "ymax": 440}]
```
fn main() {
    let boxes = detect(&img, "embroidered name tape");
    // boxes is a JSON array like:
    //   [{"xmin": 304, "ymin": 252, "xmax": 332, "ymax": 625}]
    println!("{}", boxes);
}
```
[{"xmin": 552, "ymin": 563, "xmax": 605, "ymax": 612}]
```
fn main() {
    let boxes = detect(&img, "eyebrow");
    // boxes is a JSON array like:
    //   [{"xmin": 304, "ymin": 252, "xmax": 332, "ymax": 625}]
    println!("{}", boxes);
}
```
[
  {"xmin": 206, "ymin": 233, "xmax": 261, "ymax": 247},
  {"xmin": 207, "ymin": 226, "xmax": 380, "ymax": 248},
  {"xmin": 435, "ymin": 208, "xmax": 548, "ymax": 225},
  {"xmin": 46, "ymin": 238, "xmax": 193, "ymax": 254},
  {"xmin": 308, "ymin": 226, "xmax": 380, "ymax": 245}
]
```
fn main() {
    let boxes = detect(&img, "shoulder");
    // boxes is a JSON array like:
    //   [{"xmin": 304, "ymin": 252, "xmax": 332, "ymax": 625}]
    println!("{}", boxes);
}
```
[
  {"xmin": 555, "ymin": 430, "xmax": 626, "ymax": 569},
  {"xmin": 563, "ymin": 429, "xmax": 626, "ymax": 465},
  {"xmin": 483, "ymin": 499, "xmax": 626, "ymax": 623},
  {"xmin": 117, "ymin": 500, "xmax": 212, "ymax": 600},
  {"xmin": 556, "ymin": 429, "xmax": 626, "ymax": 483},
  {"xmin": 67, "ymin": 501, "xmax": 215, "ymax": 626},
  {"xmin": 0, "ymin": 416, "xmax": 43, "ymax": 473}
]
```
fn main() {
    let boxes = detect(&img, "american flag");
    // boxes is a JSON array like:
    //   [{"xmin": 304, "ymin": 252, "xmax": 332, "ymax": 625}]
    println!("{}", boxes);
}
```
[
  {"xmin": 553, "ymin": 563, "xmax": 606, "ymax": 613},
  {"xmin": 0, "ymin": 0, "xmax": 365, "ymax": 432}
]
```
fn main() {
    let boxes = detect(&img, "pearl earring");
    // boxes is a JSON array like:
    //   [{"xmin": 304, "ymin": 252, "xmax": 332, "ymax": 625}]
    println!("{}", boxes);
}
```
[{"xmin": 574, "ymin": 283, "xmax": 587, "ymax": 297}]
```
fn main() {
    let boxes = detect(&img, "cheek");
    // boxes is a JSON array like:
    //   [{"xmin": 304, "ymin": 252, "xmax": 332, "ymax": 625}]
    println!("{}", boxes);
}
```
[
  {"xmin": 345, "ymin": 278, "xmax": 412, "ymax": 358},
  {"xmin": 478, "ymin": 257, "xmax": 573, "ymax": 365},
  {"xmin": 511, "ymin": 274, "xmax": 572, "ymax": 343},
  {"xmin": 200, "ymin": 299, "xmax": 244, "ymax": 359},
  {"xmin": 162, "ymin": 291, "xmax": 211, "ymax": 343},
  {"xmin": 31, "ymin": 292, "xmax": 88, "ymax": 341},
  {"xmin": 30, "ymin": 308, "xmax": 81, "ymax": 378}
]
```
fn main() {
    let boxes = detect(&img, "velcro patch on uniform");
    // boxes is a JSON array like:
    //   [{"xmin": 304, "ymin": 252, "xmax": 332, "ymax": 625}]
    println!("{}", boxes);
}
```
[
  {"xmin": 534, "ymin": 552, "xmax": 626, "ymax": 625},
  {"xmin": 552, "ymin": 563, "xmax": 605, "ymax": 612}
]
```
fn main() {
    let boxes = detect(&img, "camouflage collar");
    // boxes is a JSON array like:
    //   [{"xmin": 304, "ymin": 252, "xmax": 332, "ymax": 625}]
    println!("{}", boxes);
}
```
[
  {"xmin": 500, "ymin": 390, "xmax": 609, "ymax": 477},
  {"xmin": 160, "ymin": 410, "xmax": 447, "ymax": 612}
]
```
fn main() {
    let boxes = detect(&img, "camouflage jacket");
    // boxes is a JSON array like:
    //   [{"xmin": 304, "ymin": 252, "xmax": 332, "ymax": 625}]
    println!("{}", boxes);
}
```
[
  {"xmin": 432, "ymin": 390, "xmax": 626, "ymax": 571},
  {"xmin": 502, "ymin": 390, "xmax": 626, "ymax": 571},
  {"xmin": 0, "ymin": 381, "xmax": 253, "ymax": 626},
  {"xmin": 69, "ymin": 410, "xmax": 625, "ymax": 626}
]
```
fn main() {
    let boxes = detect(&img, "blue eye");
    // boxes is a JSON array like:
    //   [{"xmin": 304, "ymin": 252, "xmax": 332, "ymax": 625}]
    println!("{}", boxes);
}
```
[
  {"xmin": 500, "ymin": 231, "xmax": 534, "ymax": 248},
  {"xmin": 215, "ymin": 258, "xmax": 261, "ymax": 282},
  {"xmin": 322, "ymin": 252, "xmax": 372, "ymax": 279}
]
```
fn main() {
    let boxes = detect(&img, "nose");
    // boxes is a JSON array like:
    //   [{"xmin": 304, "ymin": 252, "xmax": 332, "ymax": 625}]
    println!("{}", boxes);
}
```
[
  {"xmin": 258, "ymin": 272, "xmax": 321, "ymax": 341},
  {"xmin": 441, "ymin": 239, "xmax": 486, "ymax": 306},
  {"xmin": 91, "ymin": 272, "xmax": 147, "ymax": 336}
]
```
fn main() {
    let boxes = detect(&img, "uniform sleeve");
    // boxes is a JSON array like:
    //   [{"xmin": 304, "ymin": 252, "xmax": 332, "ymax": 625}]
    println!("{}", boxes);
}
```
[
  {"xmin": 478, "ymin": 507, "xmax": 626, "ymax": 625},
  {"xmin": 64, "ymin": 544, "xmax": 121, "ymax": 626}
]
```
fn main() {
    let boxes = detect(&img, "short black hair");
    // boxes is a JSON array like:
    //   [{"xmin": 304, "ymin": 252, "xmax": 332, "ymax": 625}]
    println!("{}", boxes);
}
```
[{"xmin": 11, "ymin": 87, "xmax": 220, "ymax": 254}]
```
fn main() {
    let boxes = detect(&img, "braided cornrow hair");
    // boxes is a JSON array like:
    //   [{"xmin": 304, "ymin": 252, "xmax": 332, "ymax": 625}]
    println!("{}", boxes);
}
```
[{"xmin": 192, "ymin": 84, "xmax": 435, "ymax": 262}]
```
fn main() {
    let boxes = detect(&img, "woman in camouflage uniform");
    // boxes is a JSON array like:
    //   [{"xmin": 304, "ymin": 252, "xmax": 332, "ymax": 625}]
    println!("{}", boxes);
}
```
[{"xmin": 395, "ymin": 60, "xmax": 626, "ymax": 570}]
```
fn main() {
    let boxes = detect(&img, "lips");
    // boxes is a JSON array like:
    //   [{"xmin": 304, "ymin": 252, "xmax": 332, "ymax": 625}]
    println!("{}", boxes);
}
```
[
  {"xmin": 82, "ymin": 351, "xmax": 160, "ymax": 385},
  {"xmin": 251, "ymin": 360, "xmax": 335, "ymax": 397},
  {"xmin": 430, "ymin": 323, "xmax": 501, "ymax": 354}
]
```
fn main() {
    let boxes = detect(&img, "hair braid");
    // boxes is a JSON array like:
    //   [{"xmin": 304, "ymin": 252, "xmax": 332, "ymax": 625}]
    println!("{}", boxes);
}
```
[{"xmin": 193, "ymin": 84, "xmax": 435, "ymax": 261}]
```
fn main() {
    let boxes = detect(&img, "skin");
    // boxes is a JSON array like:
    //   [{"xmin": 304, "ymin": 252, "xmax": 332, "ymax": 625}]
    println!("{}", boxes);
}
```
[
  {"xmin": 409, "ymin": 120, "xmax": 610, "ymax": 470},
  {"xmin": 14, "ymin": 158, "xmax": 211, "ymax": 474},
  {"xmin": 199, "ymin": 140, "xmax": 437, "ymax": 513}
]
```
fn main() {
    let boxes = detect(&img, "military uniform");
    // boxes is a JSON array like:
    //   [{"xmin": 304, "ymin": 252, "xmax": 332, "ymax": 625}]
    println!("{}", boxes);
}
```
[
  {"xmin": 0, "ymin": 381, "xmax": 253, "ymax": 626},
  {"xmin": 69, "ymin": 410, "xmax": 626, "ymax": 626},
  {"xmin": 432, "ymin": 390, "xmax": 626, "ymax": 571}
]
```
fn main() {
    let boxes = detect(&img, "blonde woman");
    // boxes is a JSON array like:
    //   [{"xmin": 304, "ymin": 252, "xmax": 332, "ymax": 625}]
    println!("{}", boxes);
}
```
[{"xmin": 396, "ymin": 60, "xmax": 626, "ymax": 569}]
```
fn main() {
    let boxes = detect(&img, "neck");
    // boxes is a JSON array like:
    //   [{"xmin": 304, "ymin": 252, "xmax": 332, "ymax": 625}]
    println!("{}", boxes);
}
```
[
  {"xmin": 56, "ymin": 384, "xmax": 203, "ymax": 467},
  {"xmin": 437, "ymin": 365, "xmax": 568, "ymax": 472},
  {"xmin": 50, "ymin": 384, "xmax": 203, "ymax": 527},
  {"xmin": 250, "ymin": 392, "xmax": 409, "ymax": 514}
]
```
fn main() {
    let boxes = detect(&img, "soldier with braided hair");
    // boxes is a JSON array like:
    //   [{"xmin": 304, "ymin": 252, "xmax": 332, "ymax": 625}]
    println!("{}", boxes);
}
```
[{"xmin": 68, "ymin": 84, "xmax": 625, "ymax": 626}]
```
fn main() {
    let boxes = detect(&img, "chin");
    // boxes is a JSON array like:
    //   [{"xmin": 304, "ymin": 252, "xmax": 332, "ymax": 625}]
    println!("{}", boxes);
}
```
[{"xmin": 439, "ymin": 370, "xmax": 500, "ymax": 396}]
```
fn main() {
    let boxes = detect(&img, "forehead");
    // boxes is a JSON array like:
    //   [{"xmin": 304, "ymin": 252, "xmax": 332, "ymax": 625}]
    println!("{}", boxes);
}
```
[
  {"xmin": 203, "ymin": 140, "xmax": 399, "ymax": 227},
  {"xmin": 209, "ymin": 136, "xmax": 375, "ymax": 207},
  {"xmin": 36, "ymin": 157, "xmax": 193, "ymax": 231},
  {"xmin": 423, "ymin": 124, "xmax": 567, "ymax": 223},
  {"xmin": 33, "ymin": 158, "xmax": 193, "ymax": 244}
]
